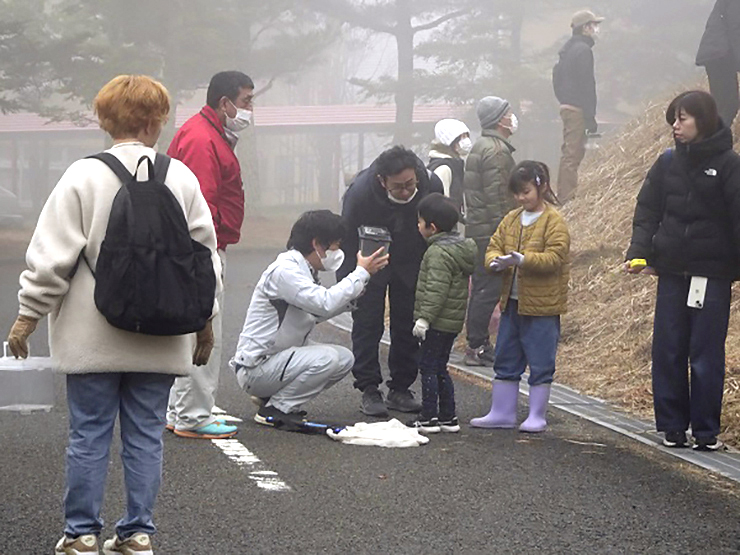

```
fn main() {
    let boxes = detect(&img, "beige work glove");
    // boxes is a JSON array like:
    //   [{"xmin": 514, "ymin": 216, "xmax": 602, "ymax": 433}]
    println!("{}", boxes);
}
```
[
  {"xmin": 193, "ymin": 320, "xmax": 214, "ymax": 366},
  {"xmin": 7, "ymin": 314, "xmax": 39, "ymax": 359}
]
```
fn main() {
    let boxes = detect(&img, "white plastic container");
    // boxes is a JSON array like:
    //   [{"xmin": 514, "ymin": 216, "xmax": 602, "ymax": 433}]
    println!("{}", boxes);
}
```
[{"xmin": 0, "ymin": 341, "xmax": 54, "ymax": 413}]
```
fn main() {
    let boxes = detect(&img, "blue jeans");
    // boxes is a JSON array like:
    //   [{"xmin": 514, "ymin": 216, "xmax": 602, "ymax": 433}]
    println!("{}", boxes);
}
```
[
  {"xmin": 64, "ymin": 372, "xmax": 175, "ymax": 539},
  {"xmin": 418, "ymin": 329, "xmax": 457, "ymax": 420},
  {"xmin": 652, "ymin": 274, "xmax": 730, "ymax": 438},
  {"xmin": 493, "ymin": 300, "xmax": 560, "ymax": 386}
]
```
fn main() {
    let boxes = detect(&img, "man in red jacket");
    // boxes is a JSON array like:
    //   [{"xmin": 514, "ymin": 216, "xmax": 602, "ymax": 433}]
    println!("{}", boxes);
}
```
[{"xmin": 166, "ymin": 70, "xmax": 254, "ymax": 439}]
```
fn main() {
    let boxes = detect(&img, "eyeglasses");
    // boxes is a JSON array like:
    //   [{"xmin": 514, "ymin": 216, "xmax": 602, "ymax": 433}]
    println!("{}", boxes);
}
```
[{"xmin": 386, "ymin": 179, "xmax": 418, "ymax": 194}]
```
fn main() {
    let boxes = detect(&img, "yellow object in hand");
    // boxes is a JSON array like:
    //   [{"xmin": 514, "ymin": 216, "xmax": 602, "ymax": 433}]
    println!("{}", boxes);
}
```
[{"xmin": 629, "ymin": 258, "xmax": 647, "ymax": 270}]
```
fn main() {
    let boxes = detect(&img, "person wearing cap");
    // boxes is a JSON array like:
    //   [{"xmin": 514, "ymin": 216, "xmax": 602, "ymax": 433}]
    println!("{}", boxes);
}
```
[
  {"xmin": 696, "ymin": 0, "xmax": 740, "ymax": 127},
  {"xmin": 553, "ymin": 9, "xmax": 604, "ymax": 202},
  {"xmin": 462, "ymin": 96, "xmax": 518, "ymax": 366},
  {"xmin": 428, "ymin": 119, "xmax": 472, "ymax": 216}
]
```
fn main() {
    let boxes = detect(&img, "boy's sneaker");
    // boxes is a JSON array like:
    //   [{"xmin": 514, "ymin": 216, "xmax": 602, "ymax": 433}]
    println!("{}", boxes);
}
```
[
  {"xmin": 254, "ymin": 405, "xmax": 306, "ymax": 430},
  {"xmin": 693, "ymin": 436, "xmax": 724, "ymax": 452},
  {"xmin": 407, "ymin": 417, "xmax": 441, "ymax": 433},
  {"xmin": 438, "ymin": 417, "xmax": 461, "ymax": 433},
  {"xmin": 102, "ymin": 533, "xmax": 153, "ymax": 555},
  {"xmin": 464, "ymin": 343, "xmax": 495, "ymax": 367},
  {"xmin": 55, "ymin": 534, "xmax": 99, "ymax": 554},
  {"xmin": 662, "ymin": 431, "xmax": 689, "ymax": 448}
]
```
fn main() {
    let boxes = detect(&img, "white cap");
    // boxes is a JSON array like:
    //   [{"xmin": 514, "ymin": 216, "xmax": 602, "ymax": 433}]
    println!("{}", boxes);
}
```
[{"xmin": 434, "ymin": 119, "xmax": 470, "ymax": 146}]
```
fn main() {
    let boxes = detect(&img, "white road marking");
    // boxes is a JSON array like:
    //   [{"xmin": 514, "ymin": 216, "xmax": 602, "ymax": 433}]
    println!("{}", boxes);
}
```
[{"xmin": 211, "ymin": 438, "xmax": 291, "ymax": 492}]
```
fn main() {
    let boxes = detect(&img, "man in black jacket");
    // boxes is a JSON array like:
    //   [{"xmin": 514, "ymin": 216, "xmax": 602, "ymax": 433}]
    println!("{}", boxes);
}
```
[
  {"xmin": 553, "ymin": 9, "xmax": 604, "ymax": 202},
  {"xmin": 338, "ymin": 146, "xmax": 444, "ymax": 416},
  {"xmin": 696, "ymin": 0, "xmax": 740, "ymax": 127}
]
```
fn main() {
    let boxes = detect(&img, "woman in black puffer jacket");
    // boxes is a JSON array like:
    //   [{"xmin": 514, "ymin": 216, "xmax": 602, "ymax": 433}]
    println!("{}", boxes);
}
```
[{"xmin": 626, "ymin": 90, "xmax": 740, "ymax": 451}]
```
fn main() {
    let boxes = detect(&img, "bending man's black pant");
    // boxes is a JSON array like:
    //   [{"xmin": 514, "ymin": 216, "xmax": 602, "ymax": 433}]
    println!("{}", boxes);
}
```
[
  {"xmin": 706, "ymin": 55, "xmax": 739, "ymax": 127},
  {"xmin": 651, "ymin": 273, "xmax": 730, "ymax": 439},
  {"xmin": 350, "ymin": 273, "xmax": 419, "ymax": 392},
  {"xmin": 466, "ymin": 238, "xmax": 502, "ymax": 349}
]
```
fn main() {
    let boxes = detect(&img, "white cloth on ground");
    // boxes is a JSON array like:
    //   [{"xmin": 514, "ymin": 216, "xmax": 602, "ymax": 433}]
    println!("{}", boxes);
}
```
[{"xmin": 326, "ymin": 419, "xmax": 430, "ymax": 448}]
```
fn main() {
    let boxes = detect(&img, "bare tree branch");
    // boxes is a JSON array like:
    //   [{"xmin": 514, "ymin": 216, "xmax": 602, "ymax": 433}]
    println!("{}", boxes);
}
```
[{"xmin": 412, "ymin": 8, "xmax": 469, "ymax": 33}]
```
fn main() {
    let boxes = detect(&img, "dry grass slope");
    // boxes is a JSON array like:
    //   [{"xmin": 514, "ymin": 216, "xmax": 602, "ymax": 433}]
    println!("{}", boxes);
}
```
[{"xmin": 560, "ymin": 97, "xmax": 740, "ymax": 447}]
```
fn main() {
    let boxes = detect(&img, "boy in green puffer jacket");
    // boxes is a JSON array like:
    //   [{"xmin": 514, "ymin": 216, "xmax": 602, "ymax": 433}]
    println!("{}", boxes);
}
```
[{"xmin": 409, "ymin": 193, "xmax": 477, "ymax": 433}]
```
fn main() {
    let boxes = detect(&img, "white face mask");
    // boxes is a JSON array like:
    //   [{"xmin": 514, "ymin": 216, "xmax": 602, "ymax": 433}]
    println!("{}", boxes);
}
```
[
  {"xmin": 225, "ymin": 100, "xmax": 252, "ymax": 133},
  {"xmin": 320, "ymin": 248, "xmax": 345, "ymax": 272},
  {"xmin": 387, "ymin": 188, "xmax": 418, "ymax": 205},
  {"xmin": 504, "ymin": 113, "xmax": 519, "ymax": 135},
  {"xmin": 457, "ymin": 137, "xmax": 473, "ymax": 155}
]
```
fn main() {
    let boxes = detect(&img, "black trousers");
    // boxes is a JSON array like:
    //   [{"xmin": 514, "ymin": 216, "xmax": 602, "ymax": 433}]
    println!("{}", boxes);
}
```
[
  {"xmin": 706, "ymin": 56, "xmax": 739, "ymax": 127},
  {"xmin": 350, "ymin": 272, "xmax": 419, "ymax": 392},
  {"xmin": 651, "ymin": 274, "xmax": 730, "ymax": 438},
  {"xmin": 466, "ymin": 238, "xmax": 502, "ymax": 349},
  {"xmin": 419, "ymin": 329, "xmax": 457, "ymax": 420}
]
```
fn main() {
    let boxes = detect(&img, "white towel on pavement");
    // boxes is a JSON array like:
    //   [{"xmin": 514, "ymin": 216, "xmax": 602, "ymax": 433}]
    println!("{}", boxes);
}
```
[{"xmin": 326, "ymin": 418, "xmax": 430, "ymax": 448}]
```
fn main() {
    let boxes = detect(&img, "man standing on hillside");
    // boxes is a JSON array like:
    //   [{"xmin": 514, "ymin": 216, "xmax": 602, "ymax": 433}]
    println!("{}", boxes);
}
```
[
  {"xmin": 553, "ymin": 9, "xmax": 604, "ymax": 202},
  {"xmin": 696, "ymin": 0, "xmax": 740, "ymax": 127},
  {"xmin": 462, "ymin": 96, "xmax": 517, "ymax": 366},
  {"xmin": 166, "ymin": 70, "xmax": 254, "ymax": 439}
]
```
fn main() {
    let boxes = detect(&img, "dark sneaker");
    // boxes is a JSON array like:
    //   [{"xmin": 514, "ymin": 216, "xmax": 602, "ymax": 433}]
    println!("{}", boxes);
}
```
[
  {"xmin": 386, "ymin": 389, "xmax": 422, "ymax": 413},
  {"xmin": 254, "ymin": 405, "xmax": 306, "ymax": 430},
  {"xmin": 407, "ymin": 417, "xmax": 441, "ymax": 433},
  {"xmin": 361, "ymin": 387, "xmax": 389, "ymax": 417},
  {"xmin": 464, "ymin": 343, "xmax": 495, "ymax": 366},
  {"xmin": 693, "ymin": 436, "xmax": 724, "ymax": 452},
  {"xmin": 662, "ymin": 431, "xmax": 688, "ymax": 448},
  {"xmin": 438, "ymin": 417, "xmax": 461, "ymax": 433}
]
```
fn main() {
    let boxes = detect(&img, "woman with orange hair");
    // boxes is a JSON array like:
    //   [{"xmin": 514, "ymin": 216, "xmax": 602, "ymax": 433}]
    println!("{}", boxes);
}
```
[{"xmin": 5, "ymin": 75, "xmax": 220, "ymax": 555}]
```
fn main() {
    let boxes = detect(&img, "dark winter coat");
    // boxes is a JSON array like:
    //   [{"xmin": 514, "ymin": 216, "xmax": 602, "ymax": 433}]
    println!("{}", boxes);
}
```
[
  {"xmin": 337, "ymin": 154, "xmax": 444, "ymax": 290},
  {"xmin": 463, "ymin": 129, "xmax": 517, "ymax": 241},
  {"xmin": 626, "ymin": 124, "xmax": 740, "ymax": 280},
  {"xmin": 553, "ymin": 34, "xmax": 598, "ymax": 131},
  {"xmin": 696, "ymin": 0, "xmax": 740, "ymax": 68},
  {"xmin": 414, "ymin": 232, "xmax": 477, "ymax": 334}
]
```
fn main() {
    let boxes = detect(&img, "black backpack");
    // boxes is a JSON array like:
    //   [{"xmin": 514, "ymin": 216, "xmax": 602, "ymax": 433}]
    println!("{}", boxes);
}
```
[
  {"xmin": 84, "ymin": 152, "xmax": 216, "ymax": 336},
  {"xmin": 552, "ymin": 56, "xmax": 565, "ymax": 102}
]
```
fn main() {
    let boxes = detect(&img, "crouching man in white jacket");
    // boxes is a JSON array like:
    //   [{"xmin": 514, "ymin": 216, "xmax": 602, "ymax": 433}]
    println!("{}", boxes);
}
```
[{"xmin": 231, "ymin": 210, "xmax": 389, "ymax": 428}]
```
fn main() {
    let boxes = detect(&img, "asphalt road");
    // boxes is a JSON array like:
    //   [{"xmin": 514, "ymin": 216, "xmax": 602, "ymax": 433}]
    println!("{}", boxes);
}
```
[{"xmin": 2, "ymin": 249, "xmax": 740, "ymax": 554}]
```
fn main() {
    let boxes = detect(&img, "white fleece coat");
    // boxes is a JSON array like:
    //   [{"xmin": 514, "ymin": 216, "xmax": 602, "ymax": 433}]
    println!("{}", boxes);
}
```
[{"xmin": 18, "ymin": 142, "xmax": 222, "ymax": 375}]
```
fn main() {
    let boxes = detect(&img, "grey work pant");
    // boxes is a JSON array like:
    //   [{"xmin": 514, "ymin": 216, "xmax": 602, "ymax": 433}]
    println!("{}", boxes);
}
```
[
  {"xmin": 236, "ymin": 344, "xmax": 354, "ymax": 414},
  {"xmin": 556, "ymin": 105, "xmax": 587, "ymax": 202},
  {"xmin": 167, "ymin": 250, "xmax": 225, "ymax": 431}
]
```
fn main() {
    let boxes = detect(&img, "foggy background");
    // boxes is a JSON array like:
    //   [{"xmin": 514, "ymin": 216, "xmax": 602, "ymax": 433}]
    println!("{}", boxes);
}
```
[{"xmin": 0, "ymin": 0, "xmax": 715, "ymax": 222}]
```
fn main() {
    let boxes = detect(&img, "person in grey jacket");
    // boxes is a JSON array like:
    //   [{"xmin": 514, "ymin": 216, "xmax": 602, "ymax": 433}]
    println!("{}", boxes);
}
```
[
  {"xmin": 696, "ymin": 0, "xmax": 740, "ymax": 126},
  {"xmin": 462, "ymin": 96, "xmax": 517, "ymax": 366},
  {"xmin": 231, "ymin": 210, "xmax": 388, "ymax": 429}
]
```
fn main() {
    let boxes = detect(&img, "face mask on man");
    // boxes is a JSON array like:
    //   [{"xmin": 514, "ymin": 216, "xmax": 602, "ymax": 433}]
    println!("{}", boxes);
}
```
[
  {"xmin": 502, "ymin": 113, "xmax": 519, "ymax": 135},
  {"xmin": 225, "ymin": 99, "xmax": 252, "ymax": 133},
  {"xmin": 387, "ymin": 188, "xmax": 418, "ymax": 205},
  {"xmin": 457, "ymin": 137, "xmax": 473, "ymax": 155},
  {"xmin": 320, "ymin": 248, "xmax": 345, "ymax": 272}
]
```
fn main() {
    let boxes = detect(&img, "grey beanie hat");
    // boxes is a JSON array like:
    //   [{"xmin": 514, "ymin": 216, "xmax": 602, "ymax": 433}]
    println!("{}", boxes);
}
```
[{"xmin": 477, "ymin": 96, "xmax": 510, "ymax": 129}]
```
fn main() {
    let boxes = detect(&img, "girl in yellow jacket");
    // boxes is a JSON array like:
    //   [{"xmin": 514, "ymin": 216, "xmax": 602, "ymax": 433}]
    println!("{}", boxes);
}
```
[{"xmin": 470, "ymin": 160, "xmax": 570, "ymax": 432}]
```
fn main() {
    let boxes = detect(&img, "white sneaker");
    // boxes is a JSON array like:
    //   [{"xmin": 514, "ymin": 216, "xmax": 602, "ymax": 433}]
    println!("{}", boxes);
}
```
[{"xmin": 102, "ymin": 533, "xmax": 154, "ymax": 555}]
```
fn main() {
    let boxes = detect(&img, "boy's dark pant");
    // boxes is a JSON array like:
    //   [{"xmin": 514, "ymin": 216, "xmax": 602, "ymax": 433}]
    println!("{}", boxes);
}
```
[
  {"xmin": 652, "ymin": 274, "xmax": 730, "ymax": 439},
  {"xmin": 466, "ymin": 238, "xmax": 502, "ymax": 349},
  {"xmin": 351, "ymin": 274, "xmax": 419, "ymax": 392},
  {"xmin": 419, "ymin": 329, "xmax": 457, "ymax": 420}
]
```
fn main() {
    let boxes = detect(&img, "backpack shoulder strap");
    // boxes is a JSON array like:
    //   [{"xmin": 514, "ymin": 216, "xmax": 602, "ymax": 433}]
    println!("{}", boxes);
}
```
[
  {"xmin": 86, "ymin": 152, "xmax": 133, "ymax": 184},
  {"xmin": 153, "ymin": 153, "xmax": 171, "ymax": 184}
]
